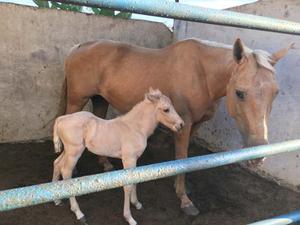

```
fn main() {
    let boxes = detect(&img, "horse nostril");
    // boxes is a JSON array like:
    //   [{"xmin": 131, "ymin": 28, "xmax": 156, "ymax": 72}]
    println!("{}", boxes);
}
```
[{"xmin": 180, "ymin": 122, "xmax": 184, "ymax": 128}]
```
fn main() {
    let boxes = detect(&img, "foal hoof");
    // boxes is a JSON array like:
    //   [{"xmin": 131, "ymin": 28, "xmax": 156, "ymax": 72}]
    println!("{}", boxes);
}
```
[
  {"xmin": 78, "ymin": 216, "xmax": 88, "ymax": 225},
  {"xmin": 135, "ymin": 202, "xmax": 143, "ymax": 210},
  {"xmin": 127, "ymin": 217, "xmax": 137, "ymax": 225},
  {"xmin": 181, "ymin": 203, "xmax": 199, "ymax": 216},
  {"xmin": 54, "ymin": 200, "xmax": 62, "ymax": 206}
]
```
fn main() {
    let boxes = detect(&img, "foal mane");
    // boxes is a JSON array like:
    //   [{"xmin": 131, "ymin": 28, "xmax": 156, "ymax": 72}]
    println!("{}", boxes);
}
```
[
  {"xmin": 119, "ymin": 98, "xmax": 152, "ymax": 121},
  {"xmin": 193, "ymin": 38, "xmax": 275, "ymax": 72}
]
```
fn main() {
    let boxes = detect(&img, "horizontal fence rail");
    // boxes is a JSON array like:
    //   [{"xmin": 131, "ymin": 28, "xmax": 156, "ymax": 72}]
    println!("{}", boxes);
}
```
[
  {"xmin": 0, "ymin": 139, "xmax": 300, "ymax": 212},
  {"xmin": 248, "ymin": 210, "xmax": 300, "ymax": 225},
  {"xmin": 49, "ymin": 0, "xmax": 300, "ymax": 35}
]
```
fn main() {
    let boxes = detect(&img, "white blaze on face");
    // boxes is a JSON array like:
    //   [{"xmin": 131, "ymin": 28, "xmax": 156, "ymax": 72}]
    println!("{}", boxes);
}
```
[{"xmin": 263, "ymin": 114, "xmax": 268, "ymax": 141}]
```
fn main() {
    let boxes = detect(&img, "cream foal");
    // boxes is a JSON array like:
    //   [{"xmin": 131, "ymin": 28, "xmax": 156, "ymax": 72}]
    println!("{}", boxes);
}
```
[{"xmin": 52, "ymin": 88, "xmax": 184, "ymax": 225}]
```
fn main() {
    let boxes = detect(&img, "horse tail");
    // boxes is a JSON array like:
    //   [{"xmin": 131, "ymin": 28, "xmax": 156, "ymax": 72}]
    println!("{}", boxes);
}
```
[
  {"xmin": 53, "ymin": 118, "xmax": 63, "ymax": 153},
  {"xmin": 57, "ymin": 75, "xmax": 67, "ymax": 116},
  {"xmin": 41, "ymin": 44, "xmax": 81, "ymax": 130},
  {"xmin": 57, "ymin": 44, "xmax": 81, "ymax": 117},
  {"xmin": 40, "ymin": 68, "xmax": 67, "ymax": 130}
]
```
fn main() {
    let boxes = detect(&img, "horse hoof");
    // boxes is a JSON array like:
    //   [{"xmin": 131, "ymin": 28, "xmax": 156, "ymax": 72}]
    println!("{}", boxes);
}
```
[
  {"xmin": 181, "ymin": 203, "xmax": 199, "ymax": 216},
  {"xmin": 247, "ymin": 157, "xmax": 265, "ymax": 168},
  {"xmin": 78, "ymin": 216, "xmax": 88, "ymax": 225},
  {"xmin": 73, "ymin": 167, "xmax": 79, "ymax": 176},
  {"xmin": 103, "ymin": 163, "xmax": 114, "ymax": 172}
]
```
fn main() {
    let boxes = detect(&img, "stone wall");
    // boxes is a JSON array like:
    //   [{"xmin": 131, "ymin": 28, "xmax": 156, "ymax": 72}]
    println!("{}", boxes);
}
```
[{"xmin": 0, "ymin": 3, "xmax": 172, "ymax": 142}]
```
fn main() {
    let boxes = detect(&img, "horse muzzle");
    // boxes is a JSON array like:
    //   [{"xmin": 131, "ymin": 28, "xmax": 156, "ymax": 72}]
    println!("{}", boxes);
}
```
[
  {"xmin": 246, "ymin": 157, "xmax": 266, "ymax": 168},
  {"xmin": 244, "ymin": 138, "xmax": 269, "ymax": 168}
]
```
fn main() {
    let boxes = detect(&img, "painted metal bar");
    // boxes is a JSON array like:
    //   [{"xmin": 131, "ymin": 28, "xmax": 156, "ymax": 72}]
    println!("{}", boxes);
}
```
[
  {"xmin": 248, "ymin": 210, "xmax": 300, "ymax": 225},
  {"xmin": 49, "ymin": 0, "xmax": 300, "ymax": 35},
  {"xmin": 0, "ymin": 139, "xmax": 300, "ymax": 211}
]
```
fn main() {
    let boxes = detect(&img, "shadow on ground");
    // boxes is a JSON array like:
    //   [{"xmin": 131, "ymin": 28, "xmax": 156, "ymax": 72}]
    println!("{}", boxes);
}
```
[{"xmin": 0, "ymin": 130, "xmax": 299, "ymax": 225}]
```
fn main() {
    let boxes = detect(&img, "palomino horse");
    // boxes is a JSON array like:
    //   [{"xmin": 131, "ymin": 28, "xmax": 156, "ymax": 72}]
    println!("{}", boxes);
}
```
[
  {"xmin": 52, "ymin": 88, "xmax": 184, "ymax": 225},
  {"xmin": 60, "ymin": 38, "xmax": 293, "ymax": 215}
]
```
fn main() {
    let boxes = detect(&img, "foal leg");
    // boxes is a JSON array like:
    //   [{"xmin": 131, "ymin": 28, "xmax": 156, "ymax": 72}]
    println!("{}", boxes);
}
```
[
  {"xmin": 130, "ymin": 185, "xmax": 143, "ymax": 210},
  {"xmin": 122, "ymin": 157, "xmax": 138, "ymax": 225},
  {"xmin": 61, "ymin": 151, "xmax": 85, "ymax": 222},
  {"xmin": 174, "ymin": 120, "xmax": 199, "ymax": 216},
  {"xmin": 52, "ymin": 152, "xmax": 64, "ymax": 205},
  {"xmin": 91, "ymin": 95, "xmax": 114, "ymax": 171},
  {"xmin": 65, "ymin": 95, "xmax": 88, "ymax": 176}
]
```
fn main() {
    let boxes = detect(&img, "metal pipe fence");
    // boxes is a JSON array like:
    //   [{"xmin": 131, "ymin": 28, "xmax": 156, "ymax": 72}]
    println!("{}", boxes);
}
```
[
  {"xmin": 5, "ymin": 1, "xmax": 300, "ymax": 224},
  {"xmin": 0, "ymin": 139, "xmax": 300, "ymax": 212},
  {"xmin": 50, "ymin": 0, "xmax": 300, "ymax": 35},
  {"xmin": 248, "ymin": 210, "xmax": 300, "ymax": 225}
]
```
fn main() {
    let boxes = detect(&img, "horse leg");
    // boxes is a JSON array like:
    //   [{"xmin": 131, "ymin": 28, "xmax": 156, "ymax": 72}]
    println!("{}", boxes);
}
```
[
  {"xmin": 122, "ymin": 156, "xmax": 138, "ymax": 225},
  {"xmin": 65, "ymin": 94, "xmax": 89, "ymax": 114},
  {"xmin": 61, "ymin": 150, "xmax": 85, "ymax": 222},
  {"xmin": 52, "ymin": 152, "xmax": 65, "ymax": 205},
  {"xmin": 174, "ymin": 120, "xmax": 199, "ymax": 216},
  {"xmin": 98, "ymin": 156, "xmax": 114, "ymax": 171},
  {"xmin": 91, "ymin": 95, "xmax": 114, "ymax": 171},
  {"xmin": 190, "ymin": 122, "xmax": 202, "ymax": 139}
]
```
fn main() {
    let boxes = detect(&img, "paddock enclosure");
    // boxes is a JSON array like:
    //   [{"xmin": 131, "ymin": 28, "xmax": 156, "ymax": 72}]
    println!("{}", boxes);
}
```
[{"xmin": 0, "ymin": 0, "xmax": 300, "ymax": 224}]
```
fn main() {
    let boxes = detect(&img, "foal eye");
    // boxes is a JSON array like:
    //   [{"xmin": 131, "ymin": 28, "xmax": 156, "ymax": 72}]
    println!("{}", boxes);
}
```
[
  {"xmin": 235, "ymin": 90, "xmax": 245, "ymax": 100},
  {"xmin": 163, "ymin": 108, "xmax": 170, "ymax": 113}
]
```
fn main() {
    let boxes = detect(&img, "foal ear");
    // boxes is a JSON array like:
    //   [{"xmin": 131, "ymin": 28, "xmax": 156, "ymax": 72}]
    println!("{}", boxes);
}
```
[
  {"xmin": 233, "ymin": 38, "xmax": 247, "ymax": 64},
  {"xmin": 149, "ymin": 87, "xmax": 155, "ymax": 93},
  {"xmin": 146, "ymin": 87, "xmax": 161, "ymax": 102},
  {"xmin": 270, "ymin": 42, "xmax": 295, "ymax": 65}
]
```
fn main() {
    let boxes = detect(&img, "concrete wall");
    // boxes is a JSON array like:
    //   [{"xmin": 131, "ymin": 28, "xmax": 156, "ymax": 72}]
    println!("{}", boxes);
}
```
[
  {"xmin": 0, "ymin": 3, "xmax": 173, "ymax": 143},
  {"xmin": 174, "ymin": 0, "xmax": 300, "ymax": 190}
]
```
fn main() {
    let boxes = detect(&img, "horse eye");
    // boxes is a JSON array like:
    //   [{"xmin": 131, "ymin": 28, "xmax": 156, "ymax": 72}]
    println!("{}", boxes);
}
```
[
  {"xmin": 163, "ymin": 108, "xmax": 170, "ymax": 113},
  {"xmin": 235, "ymin": 90, "xmax": 245, "ymax": 100}
]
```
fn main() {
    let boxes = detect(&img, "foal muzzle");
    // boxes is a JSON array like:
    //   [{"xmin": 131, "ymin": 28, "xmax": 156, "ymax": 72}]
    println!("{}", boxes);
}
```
[{"xmin": 174, "ymin": 121, "xmax": 184, "ymax": 132}]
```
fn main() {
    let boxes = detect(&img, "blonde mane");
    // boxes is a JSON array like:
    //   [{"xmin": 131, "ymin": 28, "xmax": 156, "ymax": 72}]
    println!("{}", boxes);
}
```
[
  {"xmin": 252, "ymin": 49, "xmax": 275, "ymax": 72},
  {"xmin": 192, "ymin": 38, "xmax": 275, "ymax": 72}
]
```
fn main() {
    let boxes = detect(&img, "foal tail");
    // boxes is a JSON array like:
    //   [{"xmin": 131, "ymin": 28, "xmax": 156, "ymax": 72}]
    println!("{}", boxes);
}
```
[{"xmin": 53, "ymin": 119, "xmax": 63, "ymax": 153}]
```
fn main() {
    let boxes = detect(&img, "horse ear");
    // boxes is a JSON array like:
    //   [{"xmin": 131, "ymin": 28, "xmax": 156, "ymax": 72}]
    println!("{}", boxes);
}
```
[
  {"xmin": 270, "ymin": 42, "xmax": 295, "ymax": 65},
  {"xmin": 233, "ymin": 38, "xmax": 247, "ymax": 64}
]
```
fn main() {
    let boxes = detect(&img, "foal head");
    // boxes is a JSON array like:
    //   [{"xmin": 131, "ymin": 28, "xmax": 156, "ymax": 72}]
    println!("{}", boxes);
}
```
[
  {"xmin": 226, "ymin": 39, "xmax": 294, "ymax": 166},
  {"xmin": 145, "ymin": 88, "xmax": 184, "ymax": 132}
]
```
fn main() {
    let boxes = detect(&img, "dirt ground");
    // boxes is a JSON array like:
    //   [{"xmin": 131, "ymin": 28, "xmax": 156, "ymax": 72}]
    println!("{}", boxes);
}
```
[{"xmin": 1, "ymin": 130, "xmax": 300, "ymax": 225}]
